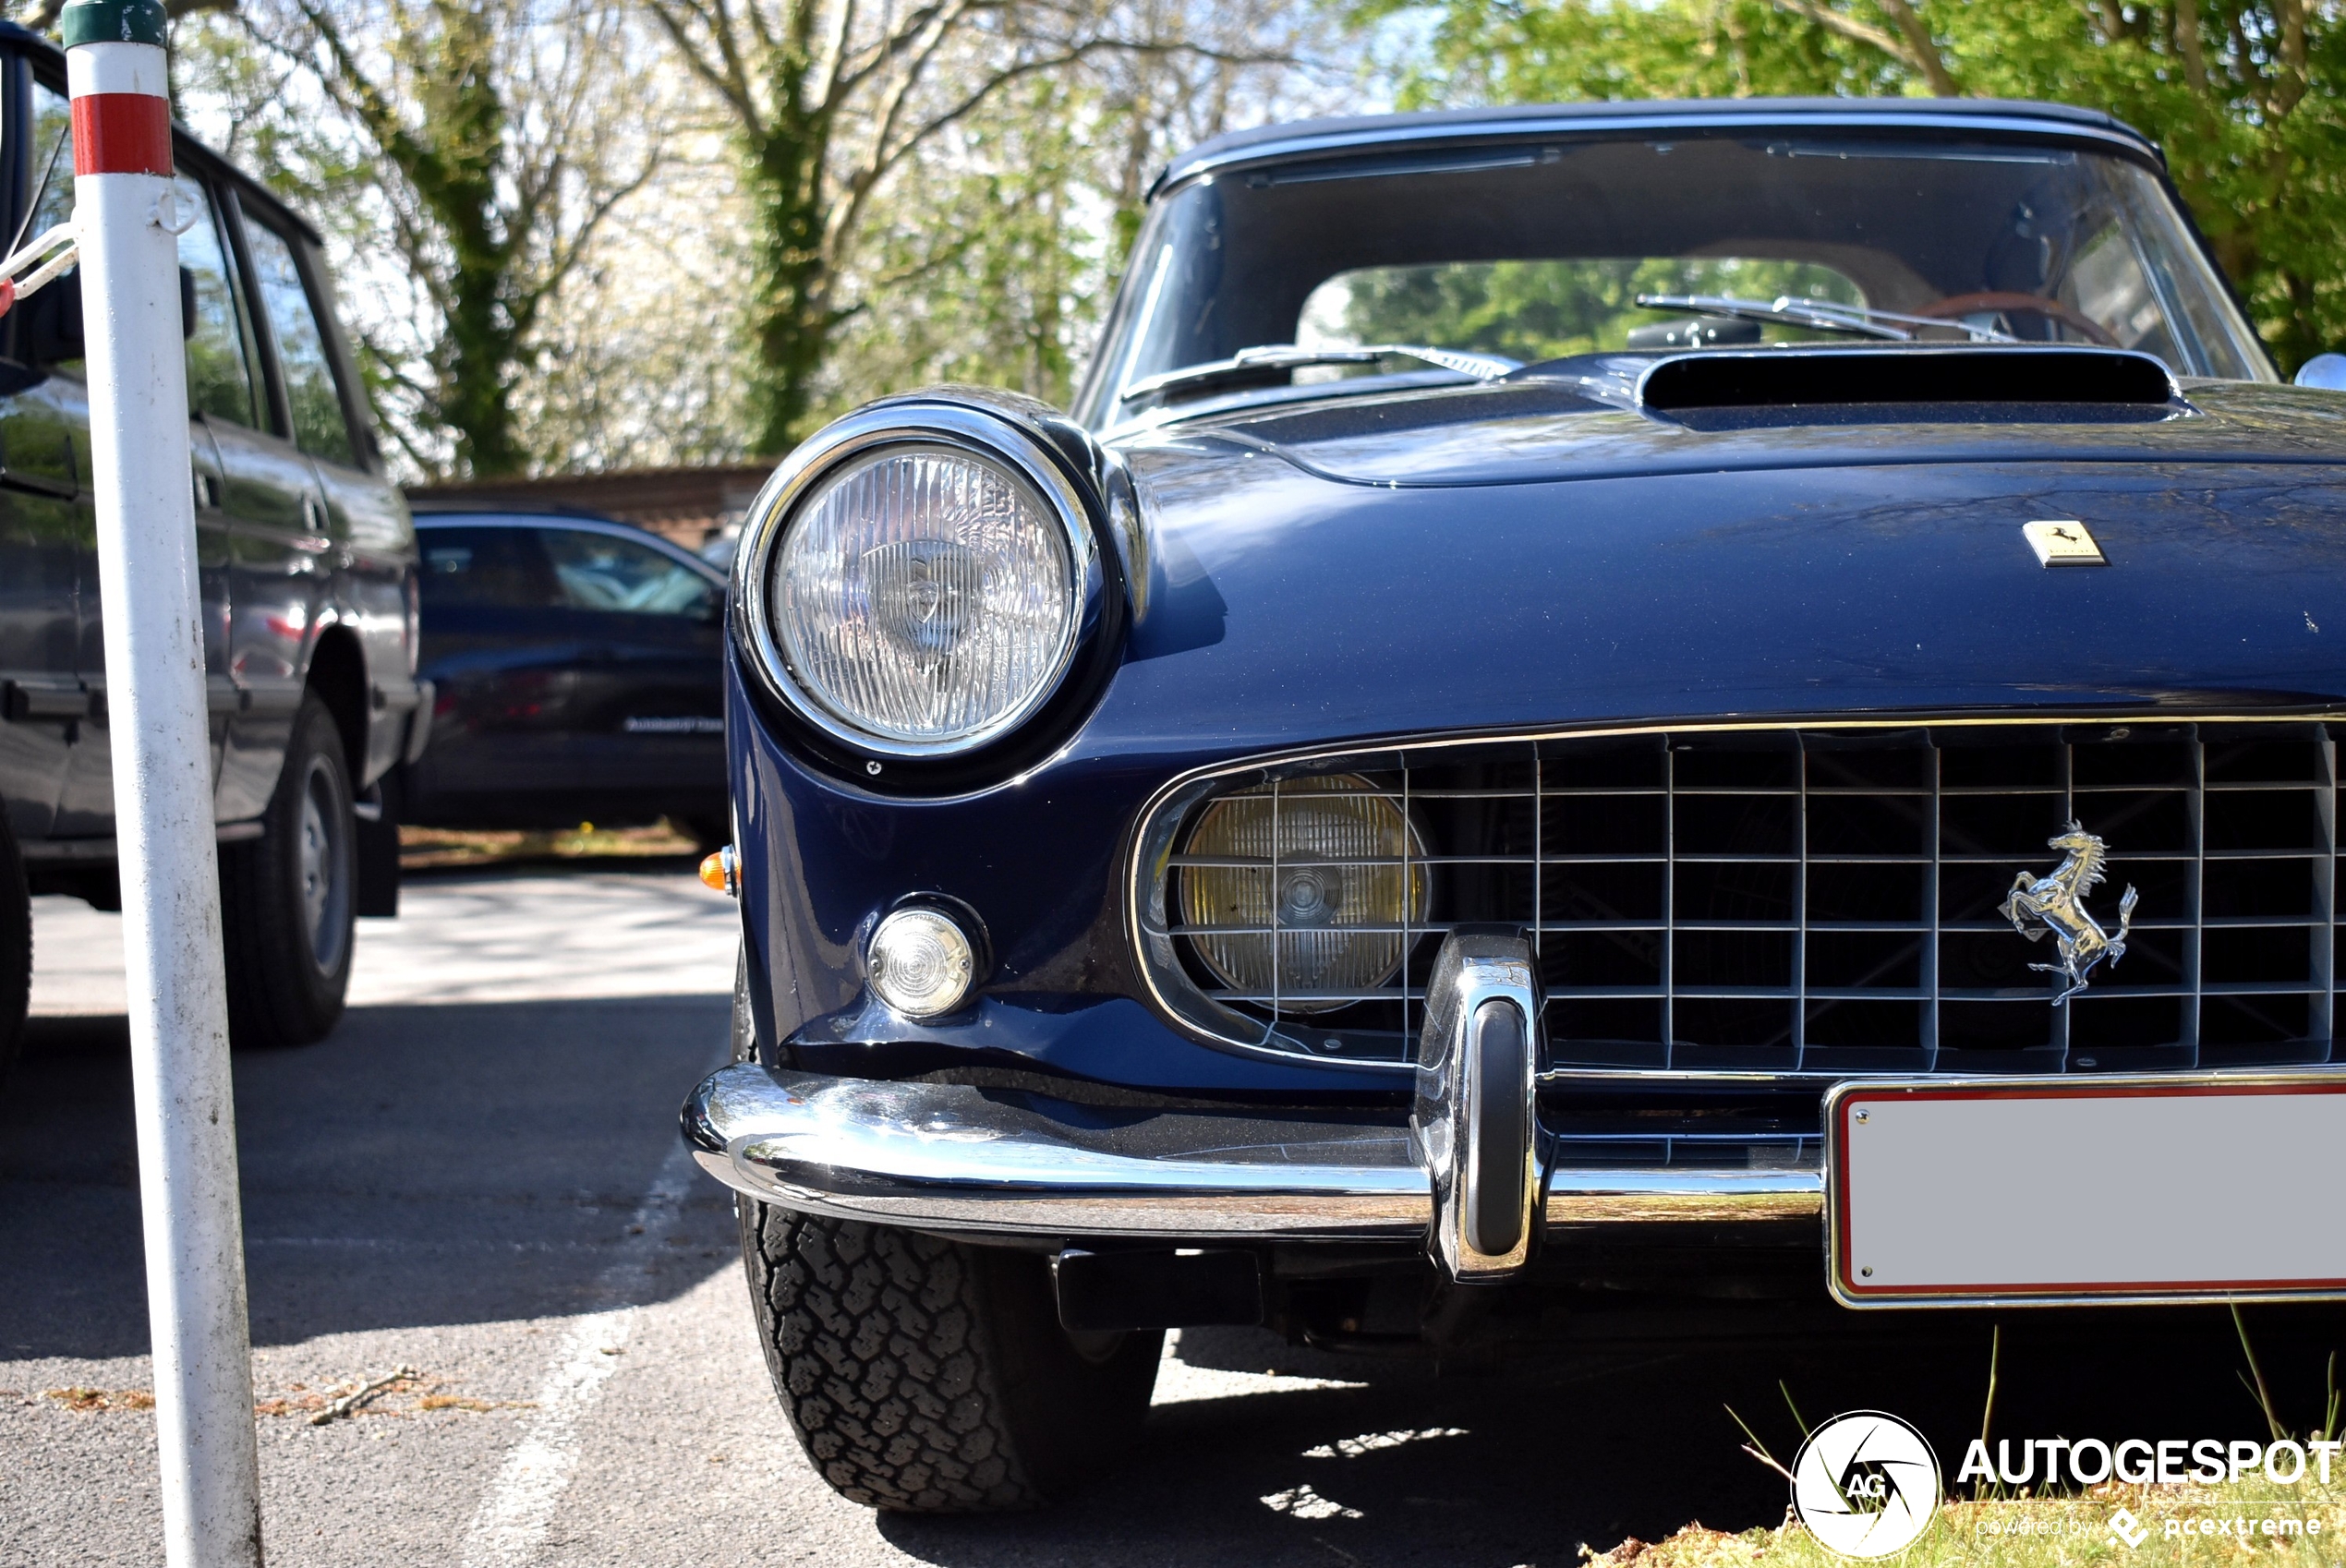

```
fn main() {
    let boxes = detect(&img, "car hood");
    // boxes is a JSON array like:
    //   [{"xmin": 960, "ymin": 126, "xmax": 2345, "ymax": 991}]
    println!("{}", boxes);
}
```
[
  {"xmin": 1088, "ymin": 379, "xmax": 2346, "ymax": 763},
  {"xmin": 1160, "ymin": 375, "xmax": 2346, "ymax": 488}
]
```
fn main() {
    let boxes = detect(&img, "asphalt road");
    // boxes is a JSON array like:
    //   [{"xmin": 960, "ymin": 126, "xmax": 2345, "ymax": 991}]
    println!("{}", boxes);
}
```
[{"xmin": 5, "ymin": 859, "xmax": 2341, "ymax": 1567}]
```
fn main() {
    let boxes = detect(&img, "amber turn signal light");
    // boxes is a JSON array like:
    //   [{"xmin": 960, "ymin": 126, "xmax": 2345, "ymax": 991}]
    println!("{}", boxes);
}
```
[{"xmin": 699, "ymin": 846, "xmax": 738, "ymax": 898}]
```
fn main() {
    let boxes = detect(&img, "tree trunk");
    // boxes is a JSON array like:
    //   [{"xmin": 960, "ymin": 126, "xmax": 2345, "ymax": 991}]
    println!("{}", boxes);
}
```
[
  {"xmin": 441, "ymin": 264, "xmax": 523, "ymax": 476},
  {"xmin": 743, "ymin": 120, "xmax": 835, "ymax": 458}
]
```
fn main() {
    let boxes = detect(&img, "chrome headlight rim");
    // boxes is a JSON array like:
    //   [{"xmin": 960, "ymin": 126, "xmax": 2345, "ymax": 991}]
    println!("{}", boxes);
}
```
[{"xmin": 734, "ymin": 402, "xmax": 1106, "ymax": 763}]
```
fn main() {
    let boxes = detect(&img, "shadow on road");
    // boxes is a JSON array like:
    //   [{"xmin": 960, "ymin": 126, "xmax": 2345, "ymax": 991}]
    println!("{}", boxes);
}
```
[
  {"xmin": 8, "ymin": 970, "xmax": 2345, "ymax": 1566},
  {"xmin": 873, "ymin": 1306, "xmax": 2346, "ymax": 1566},
  {"xmin": 0, "ymin": 994, "xmax": 732, "ymax": 1359}
]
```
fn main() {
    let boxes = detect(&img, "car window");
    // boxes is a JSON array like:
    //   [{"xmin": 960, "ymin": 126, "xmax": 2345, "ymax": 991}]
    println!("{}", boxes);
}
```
[
  {"xmin": 175, "ymin": 175, "xmax": 263, "ymax": 428},
  {"xmin": 22, "ymin": 85, "xmax": 261, "ymax": 422},
  {"xmin": 417, "ymin": 528, "xmax": 561, "ymax": 609},
  {"xmin": 1084, "ymin": 137, "xmax": 2272, "ymax": 424},
  {"xmin": 1299, "ymin": 258, "xmax": 1864, "ymax": 364},
  {"xmin": 26, "ymin": 80, "xmax": 72, "ymax": 243},
  {"xmin": 241, "ymin": 216, "xmax": 356, "ymax": 466},
  {"xmin": 540, "ymin": 529, "xmax": 717, "ymax": 618},
  {"xmin": 22, "ymin": 80, "xmax": 77, "ymax": 376}
]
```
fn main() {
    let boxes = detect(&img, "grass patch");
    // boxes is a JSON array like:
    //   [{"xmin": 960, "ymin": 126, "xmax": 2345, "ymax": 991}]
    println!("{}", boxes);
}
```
[
  {"xmin": 1584, "ymin": 1479, "xmax": 2346, "ymax": 1568},
  {"xmin": 398, "ymin": 820, "xmax": 699, "ymax": 871}
]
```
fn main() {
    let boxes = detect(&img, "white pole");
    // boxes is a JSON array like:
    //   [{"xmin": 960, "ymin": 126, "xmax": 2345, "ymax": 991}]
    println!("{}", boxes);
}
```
[{"xmin": 62, "ymin": 2, "xmax": 262, "ymax": 1562}]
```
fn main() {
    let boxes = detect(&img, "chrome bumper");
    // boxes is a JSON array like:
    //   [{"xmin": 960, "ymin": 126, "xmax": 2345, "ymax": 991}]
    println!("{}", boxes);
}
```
[{"xmin": 680, "ymin": 1062, "xmax": 1823, "ymax": 1247}]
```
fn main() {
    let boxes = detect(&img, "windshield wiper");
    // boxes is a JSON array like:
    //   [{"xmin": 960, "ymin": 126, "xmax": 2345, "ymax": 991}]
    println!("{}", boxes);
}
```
[
  {"xmin": 1634, "ymin": 293, "xmax": 2021, "ymax": 345},
  {"xmin": 1120, "ymin": 343, "xmax": 1521, "ymax": 406}
]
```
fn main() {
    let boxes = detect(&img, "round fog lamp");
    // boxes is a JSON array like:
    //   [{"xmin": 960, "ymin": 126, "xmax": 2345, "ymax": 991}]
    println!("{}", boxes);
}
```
[
  {"xmin": 868, "ymin": 907, "xmax": 975, "ymax": 1018},
  {"xmin": 1178, "ymin": 774, "xmax": 1427, "ymax": 1012}
]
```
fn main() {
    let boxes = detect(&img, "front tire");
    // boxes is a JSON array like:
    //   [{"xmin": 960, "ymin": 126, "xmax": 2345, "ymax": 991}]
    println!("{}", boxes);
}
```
[
  {"xmin": 220, "ymin": 694, "xmax": 356, "ymax": 1048},
  {"xmin": 740, "ymin": 1203, "xmax": 1161, "ymax": 1512}
]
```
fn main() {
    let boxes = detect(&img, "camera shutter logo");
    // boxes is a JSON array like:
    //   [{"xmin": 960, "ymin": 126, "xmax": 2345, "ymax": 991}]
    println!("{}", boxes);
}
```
[{"xmin": 1791, "ymin": 1411, "xmax": 1942, "ymax": 1559}]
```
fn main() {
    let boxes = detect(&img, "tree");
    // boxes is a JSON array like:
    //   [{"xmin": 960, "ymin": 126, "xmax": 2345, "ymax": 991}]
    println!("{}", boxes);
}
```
[
  {"xmin": 637, "ymin": 0, "xmax": 1305, "ymax": 453},
  {"xmin": 1362, "ymin": 0, "xmax": 2346, "ymax": 373},
  {"xmin": 231, "ymin": 0, "xmax": 660, "ymax": 476},
  {"xmin": 804, "ymin": 0, "xmax": 1334, "ymax": 415}
]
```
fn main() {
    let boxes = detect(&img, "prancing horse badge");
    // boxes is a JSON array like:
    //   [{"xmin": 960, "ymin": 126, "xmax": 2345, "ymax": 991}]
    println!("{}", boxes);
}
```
[
  {"xmin": 2000, "ymin": 822, "xmax": 2139, "ymax": 1006},
  {"xmin": 2023, "ymin": 519, "xmax": 2108, "ymax": 567}
]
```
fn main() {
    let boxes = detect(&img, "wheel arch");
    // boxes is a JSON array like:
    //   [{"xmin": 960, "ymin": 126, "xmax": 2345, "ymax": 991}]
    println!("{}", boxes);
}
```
[{"xmin": 304, "ymin": 623, "xmax": 369, "ymax": 781}]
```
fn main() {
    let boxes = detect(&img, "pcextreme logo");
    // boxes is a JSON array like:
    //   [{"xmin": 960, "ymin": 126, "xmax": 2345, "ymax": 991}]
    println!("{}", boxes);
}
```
[{"xmin": 1791, "ymin": 1411, "xmax": 1944, "ymax": 1559}]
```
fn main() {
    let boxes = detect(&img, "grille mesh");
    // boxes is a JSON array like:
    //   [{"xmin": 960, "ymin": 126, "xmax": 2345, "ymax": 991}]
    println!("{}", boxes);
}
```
[{"xmin": 1145, "ymin": 723, "xmax": 2341, "ymax": 1074}]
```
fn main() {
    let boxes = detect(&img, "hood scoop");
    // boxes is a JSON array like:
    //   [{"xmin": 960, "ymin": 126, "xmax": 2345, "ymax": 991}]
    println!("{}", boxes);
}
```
[{"xmin": 1637, "ymin": 345, "xmax": 2180, "ymax": 426}]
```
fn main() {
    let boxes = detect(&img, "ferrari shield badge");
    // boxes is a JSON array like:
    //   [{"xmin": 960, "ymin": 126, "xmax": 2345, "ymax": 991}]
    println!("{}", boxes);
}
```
[
  {"xmin": 2023, "ymin": 519, "xmax": 2108, "ymax": 567},
  {"xmin": 2000, "ymin": 822, "xmax": 2139, "ymax": 1005}
]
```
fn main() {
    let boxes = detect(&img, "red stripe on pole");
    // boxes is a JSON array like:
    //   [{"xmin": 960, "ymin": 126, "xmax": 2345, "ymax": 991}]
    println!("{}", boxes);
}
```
[{"xmin": 71, "ymin": 92, "xmax": 172, "ymax": 177}]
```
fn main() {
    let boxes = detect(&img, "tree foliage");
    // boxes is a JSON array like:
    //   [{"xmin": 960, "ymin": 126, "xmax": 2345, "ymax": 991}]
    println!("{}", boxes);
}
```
[
  {"xmin": 1361, "ymin": 0, "xmax": 2346, "ymax": 373},
  {"xmin": 224, "ymin": 0, "xmax": 659, "ymax": 476},
  {"xmin": 636, "ymin": 0, "xmax": 1314, "ymax": 453},
  {"xmin": 814, "ymin": 1, "xmax": 1333, "ymax": 416}
]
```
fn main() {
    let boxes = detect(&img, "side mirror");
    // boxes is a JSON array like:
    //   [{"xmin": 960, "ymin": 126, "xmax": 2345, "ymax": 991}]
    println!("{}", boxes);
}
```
[
  {"xmin": 18, "ymin": 265, "xmax": 198, "ymax": 366},
  {"xmin": 2293, "ymin": 353, "xmax": 2346, "ymax": 391}
]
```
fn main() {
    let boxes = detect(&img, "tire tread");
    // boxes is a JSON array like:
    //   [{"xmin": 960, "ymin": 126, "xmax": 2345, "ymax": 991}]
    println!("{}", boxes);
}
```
[{"xmin": 740, "ymin": 1203, "xmax": 1041, "ymax": 1512}]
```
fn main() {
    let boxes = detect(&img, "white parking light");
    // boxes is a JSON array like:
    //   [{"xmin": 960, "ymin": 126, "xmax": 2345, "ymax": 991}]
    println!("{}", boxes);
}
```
[{"xmin": 867, "ymin": 905, "xmax": 976, "ymax": 1018}]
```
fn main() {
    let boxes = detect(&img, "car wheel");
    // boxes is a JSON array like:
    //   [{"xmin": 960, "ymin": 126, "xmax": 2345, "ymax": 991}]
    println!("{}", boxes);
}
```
[
  {"xmin": 0, "ymin": 813, "xmax": 28, "ymax": 1084},
  {"xmin": 220, "ymin": 694, "xmax": 356, "ymax": 1049},
  {"xmin": 739, "ymin": 1203, "xmax": 1162, "ymax": 1513}
]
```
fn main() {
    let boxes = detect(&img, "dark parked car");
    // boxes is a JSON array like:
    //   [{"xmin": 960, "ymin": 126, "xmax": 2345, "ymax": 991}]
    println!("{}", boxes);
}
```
[
  {"xmin": 0, "ymin": 23, "xmax": 423, "ymax": 1073},
  {"xmin": 684, "ymin": 98, "xmax": 2346, "ymax": 1512},
  {"xmin": 399, "ymin": 509, "xmax": 728, "ymax": 849}
]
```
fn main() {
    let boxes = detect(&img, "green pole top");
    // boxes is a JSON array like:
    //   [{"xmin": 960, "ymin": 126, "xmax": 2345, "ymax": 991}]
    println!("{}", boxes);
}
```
[{"xmin": 60, "ymin": 0, "xmax": 168, "ymax": 48}]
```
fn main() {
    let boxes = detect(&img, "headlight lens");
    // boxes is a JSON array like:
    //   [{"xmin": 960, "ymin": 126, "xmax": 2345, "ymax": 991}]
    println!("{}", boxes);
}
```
[
  {"xmin": 1178, "ymin": 775, "xmax": 1428, "ymax": 1012},
  {"xmin": 770, "ymin": 443, "xmax": 1080, "ymax": 750}
]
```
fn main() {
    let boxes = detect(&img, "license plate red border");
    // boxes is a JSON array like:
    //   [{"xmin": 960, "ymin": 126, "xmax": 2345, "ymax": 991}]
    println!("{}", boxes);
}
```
[{"xmin": 1827, "ymin": 1079, "xmax": 2346, "ymax": 1305}]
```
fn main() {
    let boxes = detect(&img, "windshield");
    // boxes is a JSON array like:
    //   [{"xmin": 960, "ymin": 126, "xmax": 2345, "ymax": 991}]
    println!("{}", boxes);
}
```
[{"xmin": 1075, "ymin": 133, "xmax": 2272, "ymax": 428}]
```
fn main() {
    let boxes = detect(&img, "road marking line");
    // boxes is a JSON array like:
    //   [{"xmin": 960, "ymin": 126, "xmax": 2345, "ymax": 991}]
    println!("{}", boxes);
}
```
[{"xmin": 456, "ymin": 1146, "xmax": 695, "ymax": 1568}]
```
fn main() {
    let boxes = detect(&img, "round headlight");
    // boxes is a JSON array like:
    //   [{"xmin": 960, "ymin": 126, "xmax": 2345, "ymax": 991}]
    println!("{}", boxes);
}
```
[
  {"xmin": 1178, "ymin": 775, "xmax": 1428, "ymax": 1012},
  {"xmin": 765, "ymin": 440, "xmax": 1083, "ymax": 754}
]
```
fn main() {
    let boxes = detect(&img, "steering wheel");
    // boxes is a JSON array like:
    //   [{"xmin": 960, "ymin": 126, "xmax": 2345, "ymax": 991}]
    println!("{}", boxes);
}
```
[{"xmin": 1913, "ymin": 291, "xmax": 2120, "ymax": 347}]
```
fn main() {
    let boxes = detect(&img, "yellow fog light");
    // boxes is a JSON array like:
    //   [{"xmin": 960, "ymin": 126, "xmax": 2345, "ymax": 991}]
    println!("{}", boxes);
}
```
[
  {"xmin": 1178, "ymin": 774, "xmax": 1427, "ymax": 1011},
  {"xmin": 868, "ymin": 906, "xmax": 976, "ymax": 1018}
]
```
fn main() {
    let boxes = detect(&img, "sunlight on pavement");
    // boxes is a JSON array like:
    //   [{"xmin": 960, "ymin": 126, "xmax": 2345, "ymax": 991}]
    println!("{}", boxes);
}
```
[{"xmin": 30, "ymin": 865, "xmax": 738, "ymax": 1014}]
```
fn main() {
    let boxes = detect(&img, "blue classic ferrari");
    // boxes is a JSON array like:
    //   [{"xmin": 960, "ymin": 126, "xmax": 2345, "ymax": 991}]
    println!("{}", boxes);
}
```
[{"xmin": 683, "ymin": 100, "xmax": 2346, "ymax": 1510}]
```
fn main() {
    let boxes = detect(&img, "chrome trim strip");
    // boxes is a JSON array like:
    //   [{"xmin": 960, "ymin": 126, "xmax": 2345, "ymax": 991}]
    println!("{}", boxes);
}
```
[
  {"xmin": 732, "ymin": 403, "xmax": 1105, "ymax": 760},
  {"xmin": 1547, "ymin": 1169, "xmax": 1823, "ymax": 1224},
  {"xmin": 1124, "ymin": 710, "xmax": 2346, "ymax": 1076},
  {"xmin": 684, "ymin": 1065, "xmax": 1430, "ymax": 1239},
  {"xmin": 1822, "ymin": 1069, "xmax": 2346, "ymax": 1308},
  {"xmin": 1156, "ymin": 111, "xmax": 2161, "ymax": 198},
  {"xmin": 681, "ymin": 1064, "xmax": 1827, "ymax": 1238}
]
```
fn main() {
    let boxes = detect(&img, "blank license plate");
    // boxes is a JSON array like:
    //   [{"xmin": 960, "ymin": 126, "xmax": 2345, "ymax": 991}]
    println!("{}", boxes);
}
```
[{"xmin": 1828, "ymin": 1079, "xmax": 2346, "ymax": 1306}]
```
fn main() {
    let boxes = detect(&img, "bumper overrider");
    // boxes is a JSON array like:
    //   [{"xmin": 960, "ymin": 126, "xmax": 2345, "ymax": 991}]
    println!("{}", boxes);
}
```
[{"xmin": 682, "ymin": 931, "xmax": 1821, "ymax": 1283}]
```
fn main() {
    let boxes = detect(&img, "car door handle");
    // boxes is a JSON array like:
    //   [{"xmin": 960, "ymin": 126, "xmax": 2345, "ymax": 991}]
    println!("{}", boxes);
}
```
[
  {"xmin": 299, "ymin": 495, "xmax": 329, "ymax": 537},
  {"xmin": 193, "ymin": 469, "xmax": 220, "ymax": 511}
]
